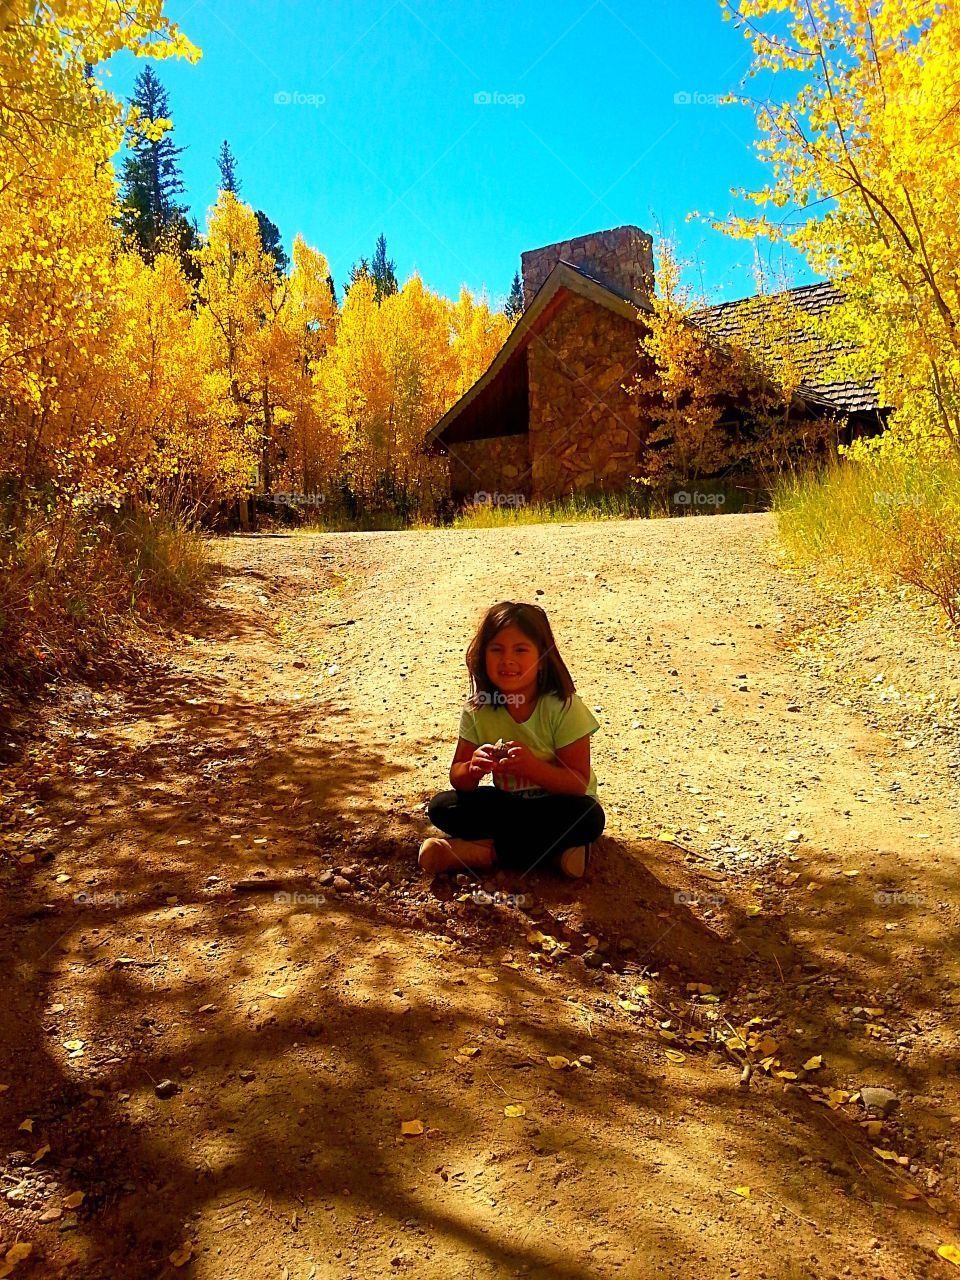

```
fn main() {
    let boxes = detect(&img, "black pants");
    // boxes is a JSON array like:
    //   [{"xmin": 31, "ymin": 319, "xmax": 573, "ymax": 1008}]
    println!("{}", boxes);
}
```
[{"xmin": 427, "ymin": 787, "xmax": 605, "ymax": 873}]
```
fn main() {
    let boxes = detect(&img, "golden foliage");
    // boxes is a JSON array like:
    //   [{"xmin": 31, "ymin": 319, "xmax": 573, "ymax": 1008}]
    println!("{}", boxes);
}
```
[{"xmin": 718, "ymin": 0, "xmax": 960, "ymax": 459}]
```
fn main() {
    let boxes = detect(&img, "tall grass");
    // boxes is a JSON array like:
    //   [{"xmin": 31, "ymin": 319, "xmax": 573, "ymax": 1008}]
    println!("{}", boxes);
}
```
[
  {"xmin": 451, "ymin": 481, "xmax": 766, "ymax": 528},
  {"xmin": 0, "ymin": 500, "xmax": 212, "ymax": 688},
  {"xmin": 772, "ymin": 452, "xmax": 960, "ymax": 624}
]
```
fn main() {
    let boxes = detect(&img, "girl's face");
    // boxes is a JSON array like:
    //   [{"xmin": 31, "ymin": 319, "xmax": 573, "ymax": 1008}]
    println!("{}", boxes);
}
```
[{"xmin": 485, "ymin": 624, "xmax": 542, "ymax": 697}]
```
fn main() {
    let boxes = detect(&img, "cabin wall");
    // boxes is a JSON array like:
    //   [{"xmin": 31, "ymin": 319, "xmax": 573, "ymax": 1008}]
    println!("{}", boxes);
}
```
[
  {"xmin": 447, "ymin": 433, "xmax": 532, "ymax": 506},
  {"xmin": 527, "ymin": 295, "xmax": 648, "ymax": 502}
]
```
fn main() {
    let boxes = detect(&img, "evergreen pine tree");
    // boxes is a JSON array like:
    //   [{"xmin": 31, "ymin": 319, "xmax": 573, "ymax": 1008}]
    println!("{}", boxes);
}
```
[
  {"xmin": 327, "ymin": 274, "xmax": 339, "ymax": 308},
  {"xmin": 348, "ymin": 257, "xmax": 371, "ymax": 288},
  {"xmin": 255, "ymin": 210, "xmax": 289, "ymax": 275},
  {"xmin": 118, "ymin": 65, "xmax": 190, "ymax": 264},
  {"xmin": 217, "ymin": 140, "xmax": 241, "ymax": 194},
  {"xmin": 505, "ymin": 270, "xmax": 524, "ymax": 319},
  {"xmin": 371, "ymin": 233, "xmax": 398, "ymax": 304}
]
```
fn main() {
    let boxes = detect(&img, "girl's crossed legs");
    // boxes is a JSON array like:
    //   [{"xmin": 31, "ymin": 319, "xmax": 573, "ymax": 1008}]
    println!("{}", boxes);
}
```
[{"xmin": 425, "ymin": 787, "xmax": 605, "ymax": 874}]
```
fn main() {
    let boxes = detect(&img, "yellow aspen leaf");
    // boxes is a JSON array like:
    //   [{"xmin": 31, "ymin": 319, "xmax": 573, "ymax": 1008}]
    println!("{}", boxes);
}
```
[
  {"xmin": 733, "ymin": 1186, "xmax": 751, "ymax": 1197},
  {"xmin": 400, "ymin": 1120, "xmax": 424, "ymax": 1136},
  {"xmin": 17, "ymin": 1118, "xmax": 33, "ymax": 1132},
  {"xmin": 32, "ymin": 1144, "xmax": 50, "ymax": 1163},
  {"xmin": 0, "ymin": 1242, "xmax": 32, "ymax": 1273},
  {"xmin": 664, "ymin": 1049, "xmax": 686, "ymax": 1064},
  {"xmin": 169, "ymin": 1244, "xmax": 193, "ymax": 1268},
  {"xmin": 63, "ymin": 1191, "xmax": 84, "ymax": 1209},
  {"xmin": 775, "ymin": 1070, "xmax": 798, "ymax": 1080},
  {"xmin": 547, "ymin": 1056, "xmax": 571, "ymax": 1070},
  {"xmin": 802, "ymin": 1055, "xmax": 823, "ymax": 1070},
  {"xmin": 745, "ymin": 904, "xmax": 762, "ymax": 916},
  {"xmin": 937, "ymin": 1245, "xmax": 960, "ymax": 1266},
  {"xmin": 504, "ymin": 1104, "xmax": 527, "ymax": 1118},
  {"xmin": 476, "ymin": 971, "xmax": 498, "ymax": 983},
  {"xmin": 873, "ymin": 1148, "xmax": 900, "ymax": 1162},
  {"xmin": 861, "ymin": 1120, "xmax": 884, "ymax": 1137}
]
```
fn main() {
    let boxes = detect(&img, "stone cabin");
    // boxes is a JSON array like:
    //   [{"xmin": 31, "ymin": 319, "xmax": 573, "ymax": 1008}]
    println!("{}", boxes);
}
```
[{"xmin": 424, "ymin": 224, "xmax": 888, "ymax": 504}]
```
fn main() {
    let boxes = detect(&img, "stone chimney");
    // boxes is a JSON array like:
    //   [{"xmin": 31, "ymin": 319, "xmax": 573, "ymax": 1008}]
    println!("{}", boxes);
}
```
[{"xmin": 520, "ymin": 225, "xmax": 653, "ymax": 308}]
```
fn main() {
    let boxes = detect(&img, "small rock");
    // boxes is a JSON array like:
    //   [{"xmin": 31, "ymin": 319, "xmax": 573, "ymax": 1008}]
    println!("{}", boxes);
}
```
[
  {"xmin": 154, "ymin": 1079, "xmax": 179, "ymax": 1099},
  {"xmin": 860, "ymin": 1086, "xmax": 899, "ymax": 1117},
  {"xmin": 39, "ymin": 1207, "xmax": 62, "ymax": 1222},
  {"xmin": 332, "ymin": 877, "xmax": 352, "ymax": 894},
  {"xmin": 239, "ymin": 1069, "xmax": 255, "ymax": 1083},
  {"xmin": 318, "ymin": 870, "xmax": 334, "ymax": 887},
  {"xmin": 583, "ymin": 951, "xmax": 603, "ymax": 969}
]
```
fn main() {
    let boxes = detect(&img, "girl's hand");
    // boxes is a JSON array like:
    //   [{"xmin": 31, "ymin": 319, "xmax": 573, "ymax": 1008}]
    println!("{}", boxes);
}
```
[
  {"xmin": 468, "ymin": 744, "xmax": 501, "ymax": 779},
  {"xmin": 497, "ymin": 741, "xmax": 542, "ymax": 788}
]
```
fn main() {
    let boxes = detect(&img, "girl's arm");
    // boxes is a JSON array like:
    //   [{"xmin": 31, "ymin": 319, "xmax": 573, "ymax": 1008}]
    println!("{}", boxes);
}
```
[
  {"xmin": 499, "ymin": 735, "xmax": 591, "ymax": 796},
  {"xmin": 449, "ymin": 736, "xmax": 500, "ymax": 791}
]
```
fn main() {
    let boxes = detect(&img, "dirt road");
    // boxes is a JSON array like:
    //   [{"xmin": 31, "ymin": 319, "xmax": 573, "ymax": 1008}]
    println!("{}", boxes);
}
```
[{"xmin": 1, "ymin": 513, "xmax": 959, "ymax": 1279}]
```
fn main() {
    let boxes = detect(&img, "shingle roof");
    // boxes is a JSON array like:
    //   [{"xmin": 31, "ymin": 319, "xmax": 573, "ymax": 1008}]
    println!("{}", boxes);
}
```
[{"xmin": 693, "ymin": 281, "xmax": 886, "ymax": 414}]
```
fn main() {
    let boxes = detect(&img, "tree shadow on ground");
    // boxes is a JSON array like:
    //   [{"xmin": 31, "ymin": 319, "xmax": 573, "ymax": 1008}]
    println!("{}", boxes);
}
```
[{"xmin": 1, "ymin": 618, "xmax": 955, "ymax": 1278}]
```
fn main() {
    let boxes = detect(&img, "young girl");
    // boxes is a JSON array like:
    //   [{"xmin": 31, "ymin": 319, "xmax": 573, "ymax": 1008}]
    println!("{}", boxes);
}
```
[{"xmin": 418, "ymin": 601, "xmax": 605, "ymax": 879}]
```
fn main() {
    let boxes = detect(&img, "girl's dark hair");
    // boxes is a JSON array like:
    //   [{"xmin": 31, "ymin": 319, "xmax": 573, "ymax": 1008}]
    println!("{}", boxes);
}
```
[{"xmin": 465, "ymin": 601, "xmax": 576, "ymax": 709}]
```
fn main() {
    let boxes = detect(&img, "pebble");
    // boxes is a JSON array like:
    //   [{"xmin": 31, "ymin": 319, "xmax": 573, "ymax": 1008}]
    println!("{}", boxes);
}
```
[
  {"xmin": 332, "ymin": 877, "xmax": 352, "ymax": 893},
  {"xmin": 154, "ymin": 1079, "xmax": 179, "ymax": 1099},
  {"xmin": 860, "ymin": 1086, "xmax": 899, "ymax": 1117}
]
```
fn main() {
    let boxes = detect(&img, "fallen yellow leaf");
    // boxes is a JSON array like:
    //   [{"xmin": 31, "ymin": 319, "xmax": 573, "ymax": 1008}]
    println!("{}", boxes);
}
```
[
  {"xmin": 400, "ymin": 1120, "xmax": 424, "ymax": 1136},
  {"xmin": 63, "ymin": 1190, "xmax": 84, "ymax": 1209},
  {"xmin": 0, "ymin": 1242, "xmax": 33, "ymax": 1277},
  {"xmin": 504, "ymin": 1104, "xmax": 526, "ymax": 1118},
  {"xmin": 802, "ymin": 1055, "xmax": 823, "ymax": 1071},
  {"xmin": 939, "ymin": 1245, "xmax": 960, "ymax": 1266},
  {"xmin": 17, "ymin": 1118, "xmax": 33, "ymax": 1133},
  {"xmin": 476, "ymin": 971, "xmax": 498, "ymax": 983},
  {"xmin": 32, "ymin": 1143, "xmax": 50, "ymax": 1163},
  {"xmin": 733, "ymin": 1186, "xmax": 750, "ymax": 1197},
  {"xmin": 664, "ymin": 1049, "xmax": 686, "ymax": 1064},
  {"xmin": 873, "ymin": 1147, "xmax": 899, "ymax": 1162},
  {"xmin": 546, "ymin": 1055, "xmax": 571, "ymax": 1070},
  {"xmin": 169, "ymin": 1244, "xmax": 192, "ymax": 1268}
]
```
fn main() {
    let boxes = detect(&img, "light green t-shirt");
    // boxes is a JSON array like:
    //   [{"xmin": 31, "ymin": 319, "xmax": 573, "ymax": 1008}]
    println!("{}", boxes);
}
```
[{"xmin": 457, "ymin": 692, "xmax": 600, "ymax": 797}]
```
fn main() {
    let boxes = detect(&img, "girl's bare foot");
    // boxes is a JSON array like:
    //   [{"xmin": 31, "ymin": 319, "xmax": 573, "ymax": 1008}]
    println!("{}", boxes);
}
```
[{"xmin": 418, "ymin": 837, "xmax": 496, "ymax": 874}]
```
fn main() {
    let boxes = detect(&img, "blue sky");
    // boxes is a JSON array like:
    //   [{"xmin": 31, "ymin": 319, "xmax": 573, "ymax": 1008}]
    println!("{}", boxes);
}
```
[{"xmin": 105, "ymin": 0, "xmax": 812, "ymax": 306}]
